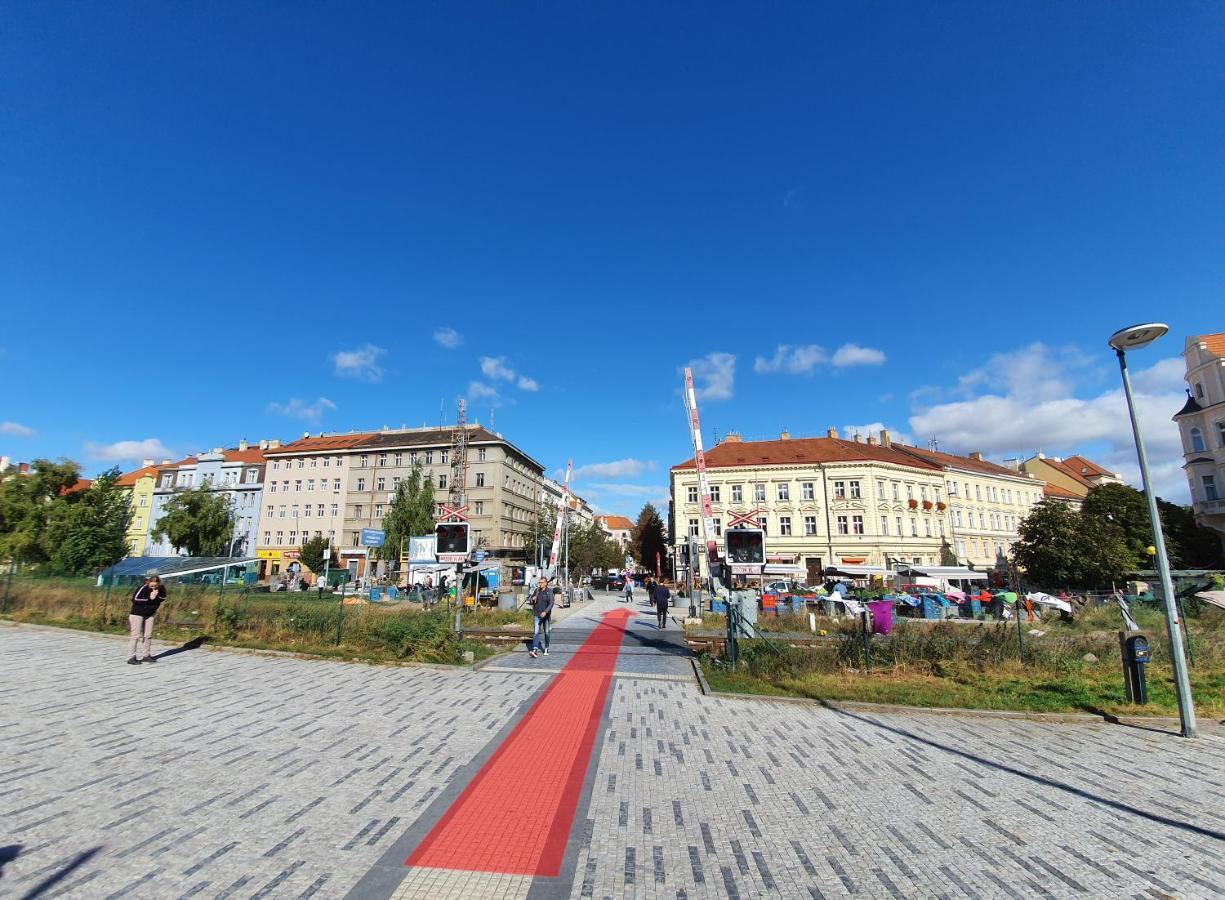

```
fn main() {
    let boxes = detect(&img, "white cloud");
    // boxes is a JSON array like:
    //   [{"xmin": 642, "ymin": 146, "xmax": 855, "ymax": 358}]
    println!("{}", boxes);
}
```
[
  {"xmin": 480, "ymin": 356, "xmax": 516, "ymax": 381},
  {"xmin": 685, "ymin": 352, "xmax": 736, "ymax": 401},
  {"xmin": 587, "ymin": 482, "xmax": 669, "ymax": 498},
  {"xmin": 841, "ymin": 422, "xmax": 913, "ymax": 445},
  {"xmin": 907, "ymin": 350, "xmax": 1189, "ymax": 500},
  {"xmin": 267, "ymin": 397, "xmax": 337, "ymax": 423},
  {"xmin": 433, "ymin": 327, "xmax": 463, "ymax": 349},
  {"xmin": 468, "ymin": 381, "xmax": 500, "ymax": 402},
  {"xmin": 85, "ymin": 438, "xmax": 175, "ymax": 463},
  {"xmin": 571, "ymin": 459, "xmax": 656, "ymax": 480},
  {"xmin": 754, "ymin": 344, "xmax": 828, "ymax": 374},
  {"xmin": 517, "ymin": 376, "xmax": 539, "ymax": 392},
  {"xmin": 831, "ymin": 343, "xmax": 886, "ymax": 368},
  {"xmin": 0, "ymin": 421, "xmax": 35, "ymax": 437},
  {"xmin": 331, "ymin": 344, "xmax": 387, "ymax": 382}
]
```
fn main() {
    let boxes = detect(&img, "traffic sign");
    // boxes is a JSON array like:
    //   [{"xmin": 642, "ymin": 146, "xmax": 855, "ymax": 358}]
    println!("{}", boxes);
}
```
[
  {"xmin": 360, "ymin": 528, "xmax": 386, "ymax": 547},
  {"xmin": 437, "ymin": 504, "xmax": 469, "ymax": 521},
  {"xmin": 474, "ymin": 549, "xmax": 488, "ymax": 562}
]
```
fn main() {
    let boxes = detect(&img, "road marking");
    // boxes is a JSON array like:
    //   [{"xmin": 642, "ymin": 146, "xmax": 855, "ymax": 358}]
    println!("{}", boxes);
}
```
[{"xmin": 404, "ymin": 607, "xmax": 632, "ymax": 877}]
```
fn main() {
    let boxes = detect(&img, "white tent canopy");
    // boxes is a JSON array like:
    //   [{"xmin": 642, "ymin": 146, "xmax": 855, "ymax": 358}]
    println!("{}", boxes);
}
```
[
  {"xmin": 826, "ymin": 565, "xmax": 888, "ymax": 577},
  {"xmin": 897, "ymin": 565, "xmax": 988, "ymax": 581}
]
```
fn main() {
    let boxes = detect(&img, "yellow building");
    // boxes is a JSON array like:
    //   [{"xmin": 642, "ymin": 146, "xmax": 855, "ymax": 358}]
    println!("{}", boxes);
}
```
[{"xmin": 116, "ymin": 463, "xmax": 161, "ymax": 556}]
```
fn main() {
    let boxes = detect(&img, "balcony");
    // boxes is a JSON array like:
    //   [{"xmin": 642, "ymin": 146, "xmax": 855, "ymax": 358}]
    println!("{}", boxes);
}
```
[{"xmin": 1197, "ymin": 498, "xmax": 1225, "ymax": 513}]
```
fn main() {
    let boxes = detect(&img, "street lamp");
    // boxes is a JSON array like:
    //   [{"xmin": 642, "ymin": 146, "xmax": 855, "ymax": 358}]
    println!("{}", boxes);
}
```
[{"xmin": 1108, "ymin": 322, "xmax": 1197, "ymax": 737}]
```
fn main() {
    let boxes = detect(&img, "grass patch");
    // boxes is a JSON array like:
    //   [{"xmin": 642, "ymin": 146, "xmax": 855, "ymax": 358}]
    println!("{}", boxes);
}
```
[{"xmin": 1, "ymin": 577, "xmax": 527, "ymax": 665}]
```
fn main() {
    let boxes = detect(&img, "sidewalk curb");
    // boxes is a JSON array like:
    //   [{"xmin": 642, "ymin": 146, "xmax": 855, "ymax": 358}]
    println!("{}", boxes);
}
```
[{"xmin": 703, "ymin": 680, "xmax": 1224, "ymax": 730}]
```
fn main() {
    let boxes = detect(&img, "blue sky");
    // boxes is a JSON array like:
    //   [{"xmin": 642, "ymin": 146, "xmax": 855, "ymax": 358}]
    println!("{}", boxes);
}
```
[{"xmin": 2, "ymin": 3, "xmax": 1222, "ymax": 511}]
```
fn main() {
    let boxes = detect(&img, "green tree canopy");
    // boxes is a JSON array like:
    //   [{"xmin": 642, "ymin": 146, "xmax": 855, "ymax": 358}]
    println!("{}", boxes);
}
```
[
  {"xmin": 150, "ymin": 484, "xmax": 236, "ymax": 556},
  {"xmin": 298, "ymin": 534, "xmax": 329, "ymax": 574},
  {"xmin": 524, "ymin": 502, "xmax": 559, "ymax": 565},
  {"xmin": 1080, "ymin": 482, "xmax": 1225, "ymax": 570},
  {"xmin": 0, "ymin": 458, "xmax": 82, "ymax": 563},
  {"xmin": 44, "ymin": 468, "xmax": 133, "ymax": 575},
  {"xmin": 1011, "ymin": 500, "xmax": 1134, "ymax": 590},
  {"xmin": 630, "ymin": 504, "xmax": 667, "ymax": 572},
  {"xmin": 1157, "ymin": 498, "xmax": 1225, "ymax": 569},
  {"xmin": 378, "ymin": 462, "xmax": 435, "ymax": 562},
  {"xmin": 564, "ymin": 521, "xmax": 622, "ymax": 580}
]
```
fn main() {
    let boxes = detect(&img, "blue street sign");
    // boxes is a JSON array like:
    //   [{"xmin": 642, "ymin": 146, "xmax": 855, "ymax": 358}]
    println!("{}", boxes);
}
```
[
  {"xmin": 360, "ymin": 528, "xmax": 386, "ymax": 547},
  {"xmin": 474, "ymin": 550, "xmax": 488, "ymax": 562}
]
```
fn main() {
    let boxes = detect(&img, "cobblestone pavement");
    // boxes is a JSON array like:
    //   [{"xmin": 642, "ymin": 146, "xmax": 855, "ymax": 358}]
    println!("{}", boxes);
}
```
[{"xmin": 4, "ymin": 604, "xmax": 1224, "ymax": 899}]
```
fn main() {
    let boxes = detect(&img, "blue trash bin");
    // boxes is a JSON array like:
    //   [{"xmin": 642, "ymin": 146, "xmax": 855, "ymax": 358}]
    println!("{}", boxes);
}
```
[{"xmin": 369, "ymin": 587, "xmax": 381, "ymax": 602}]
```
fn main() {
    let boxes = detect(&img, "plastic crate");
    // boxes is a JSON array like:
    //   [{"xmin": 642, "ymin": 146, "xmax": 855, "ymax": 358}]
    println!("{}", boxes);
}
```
[
  {"xmin": 921, "ymin": 597, "xmax": 941, "ymax": 619},
  {"xmin": 710, "ymin": 599, "xmax": 727, "ymax": 614}
]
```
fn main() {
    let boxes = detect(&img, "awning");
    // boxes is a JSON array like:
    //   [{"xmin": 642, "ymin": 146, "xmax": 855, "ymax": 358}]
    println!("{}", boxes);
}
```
[
  {"xmin": 896, "ymin": 565, "xmax": 987, "ymax": 581},
  {"xmin": 763, "ymin": 564, "xmax": 804, "ymax": 575},
  {"xmin": 825, "ymin": 565, "xmax": 888, "ymax": 577},
  {"xmin": 100, "ymin": 556, "xmax": 259, "ymax": 581}
]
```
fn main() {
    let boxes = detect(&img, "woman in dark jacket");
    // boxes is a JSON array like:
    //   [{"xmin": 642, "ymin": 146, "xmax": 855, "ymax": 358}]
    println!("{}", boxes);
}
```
[
  {"xmin": 652, "ymin": 581, "xmax": 671, "ymax": 629},
  {"xmin": 127, "ymin": 576, "xmax": 166, "ymax": 665}
]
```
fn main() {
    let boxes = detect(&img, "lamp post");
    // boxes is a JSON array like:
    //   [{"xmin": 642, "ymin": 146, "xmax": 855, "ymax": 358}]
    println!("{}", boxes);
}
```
[{"xmin": 1109, "ymin": 322, "xmax": 1197, "ymax": 738}]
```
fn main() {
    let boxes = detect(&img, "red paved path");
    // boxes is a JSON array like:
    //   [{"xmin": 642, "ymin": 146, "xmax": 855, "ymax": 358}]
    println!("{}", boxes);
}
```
[{"xmin": 405, "ymin": 607, "xmax": 632, "ymax": 876}]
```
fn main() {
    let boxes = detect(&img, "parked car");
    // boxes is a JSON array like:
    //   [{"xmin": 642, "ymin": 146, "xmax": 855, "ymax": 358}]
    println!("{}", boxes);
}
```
[
  {"xmin": 763, "ymin": 580, "xmax": 792, "ymax": 594},
  {"xmin": 607, "ymin": 574, "xmax": 625, "ymax": 591}
]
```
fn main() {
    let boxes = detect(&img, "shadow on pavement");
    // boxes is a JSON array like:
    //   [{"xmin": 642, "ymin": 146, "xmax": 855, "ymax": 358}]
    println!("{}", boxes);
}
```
[
  {"xmin": 153, "ymin": 635, "xmax": 208, "ymax": 660},
  {"xmin": 20, "ymin": 847, "xmax": 99, "ymax": 899},
  {"xmin": 0, "ymin": 845, "xmax": 21, "ymax": 880},
  {"xmin": 827, "ymin": 704, "xmax": 1225, "ymax": 843}
]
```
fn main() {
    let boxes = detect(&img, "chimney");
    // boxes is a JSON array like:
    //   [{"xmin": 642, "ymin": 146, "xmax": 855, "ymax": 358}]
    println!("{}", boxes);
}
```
[
  {"xmin": 867, "ymin": 435, "xmax": 877, "ymax": 446},
  {"xmin": 269, "ymin": 439, "xmax": 281, "ymax": 449},
  {"xmin": 142, "ymin": 458, "xmax": 154, "ymax": 467},
  {"xmin": 161, "ymin": 458, "xmax": 171, "ymax": 465},
  {"xmin": 724, "ymin": 432, "xmax": 742, "ymax": 443},
  {"xmin": 879, "ymin": 429, "xmax": 891, "ymax": 448},
  {"xmin": 853, "ymin": 433, "xmax": 863, "ymax": 443},
  {"xmin": 259, "ymin": 439, "xmax": 268, "ymax": 450},
  {"xmin": 238, "ymin": 439, "xmax": 248, "ymax": 451},
  {"xmin": 780, "ymin": 429, "xmax": 791, "ymax": 441},
  {"xmin": 969, "ymin": 451, "xmax": 983, "ymax": 461},
  {"xmin": 826, "ymin": 426, "xmax": 838, "ymax": 438}
]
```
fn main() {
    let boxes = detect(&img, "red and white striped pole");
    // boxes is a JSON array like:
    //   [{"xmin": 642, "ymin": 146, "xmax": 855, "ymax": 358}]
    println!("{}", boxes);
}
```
[
  {"xmin": 683, "ymin": 368, "xmax": 721, "ymax": 584},
  {"xmin": 546, "ymin": 459, "xmax": 572, "ymax": 575}
]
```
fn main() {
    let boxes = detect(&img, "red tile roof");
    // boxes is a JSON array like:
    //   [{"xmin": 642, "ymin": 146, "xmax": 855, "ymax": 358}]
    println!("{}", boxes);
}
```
[
  {"xmin": 1034, "ymin": 457, "xmax": 1095, "ymax": 490},
  {"xmin": 671, "ymin": 437, "xmax": 942, "ymax": 472},
  {"xmin": 893, "ymin": 445, "xmax": 1023, "ymax": 478},
  {"xmin": 61, "ymin": 479, "xmax": 93, "ymax": 495},
  {"xmin": 222, "ymin": 448, "xmax": 268, "ymax": 464},
  {"xmin": 1197, "ymin": 332, "xmax": 1225, "ymax": 357},
  {"xmin": 116, "ymin": 465, "xmax": 160, "ymax": 486},
  {"xmin": 266, "ymin": 433, "xmax": 377, "ymax": 455},
  {"xmin": 1061, "ymin": 455, "xmax": 1114, "ymax": 480},
  {"xmin": 599, "ymin": 515, "xmax": 635, "ymax": 531},
  {"xmin": 1043, "ymin": 482, "xmax": 1083, "ymax": 500}
]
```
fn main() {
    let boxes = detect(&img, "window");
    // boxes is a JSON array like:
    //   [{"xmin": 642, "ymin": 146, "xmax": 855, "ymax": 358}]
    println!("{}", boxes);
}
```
[
  {"xmin": 714, "ymin": 517, "xmax": 723, "ymax": 536},
  {"xmin": 836, "ymin": 515, "xmax": 848, "ymax": 535},
  {"xmin": 947, "ymin": 480, "xmax": 958, "ymax": 496},
  {"xmin": 757, "ymin": 516, "xmax": 768, "ymax": 534},
  {"xmin": 478, "ymin": 448, "xmax": 487, "ymax": 462},
  {"xmin": 896, "ymin": 516, "xmax": 903, "ymax": 535},
  {"xmin": 924, "ymin": 518, "xmax": 931, "ymax": 537},
  {"xmin": 269, "ymin": 482, "xmax": 277, "ymax": 493},
  {"xmin": 937, "ymin": 520, "xmax": 944, "ymax": 537},
  {"xmin": 330, "ymin": 503, "xmax": 338, "ymax": 518},
  {"xmin": 952, "ymin": 507, "xmax": 963, "ymax": 527},
  {"xmin": 476, "ymin": 473, "xmax": 485, "ymax": 488},
  {"xmin": 687, "ymin": 486, "xmax": 699, "ymax": 503},
  {"xmin": 333, "ymin": 478, "xmax": 341, "ymax": 491},
  {"xmin": 910, "ymin": 518, "xmax": 918, "ymax": 537},
  {"xmin": 278, "ymin": 505, "xmax": 286, "ymax": 518},
  {"xmin": 777, "ymin": 483, "xmax": 790, "ymax": 501},
  {"xmin": 710, "ymin": 485, "xmax": 721, "ymax": 502},
  {"xmin": 474, "ymin": 501, "xmax": 484, "ymax": 515},
  {"xmin": 275, "ymin": 530, "xmax": 283, "ymax": 545},
  {"xmin": 805, "ymin": 516, "xmax": 817, "ymax": 535},
  {"xmin": 880, "ymin": 516, "xmax": 888, "ymax": 535},
  {"xmin": 1191, "ymin": 427, "xmax": 1206, "ymax": 453},
  {"xmin": 303, "ymin": 505, "xmax": 311, "ymax": 517},
  {"xmin": 359, "ymin": 454, "xmax": 369, "ymax": 467},
  {"xmin": 308, "ymin": 457, "xmax": 317, "ymax": 469},
  {"xmin": 272, "ymin": 461, "xmax": 280, "ymax": 471},
  {"xmin": 323, "ymin": 457, "xmax": 330, "ymax": 467},
  {"xmin": 392, "ymin": 476, "xmax": 401, "ymax": 488},
  {"xmin": 356, "ymin": 478, "xmax": 366, "ymax": 492},
  {"xmin": 892, "ymin": 482, "xmax": 900, "ymax": 501},
  {"xmin": 245, "ymin": 469, "xmax": 258, "ymax": 484},
  {"xmin": 288, "ymin": 530, "xmax": 297, "ymax": 544},
  {"xmin": 354, "ymin": 504, "xmax": 363, "ymax": 518},
  {"xmin": 802, "ymin": 482, "xmax": 815, "ymax": 500},
  {"xmin": 975, "ymin": 485, "xmax": 982, "ymax": 501},
  {"xmin": 282, "ymin": 480, "xmax": 289, "ymax": 491},
  {"xmin": 920, "ymin": 485, "xmax": 928, "ymax": 501},
  {"xmin": 1204, "ymin": 475, "xmax": 1220, "ymax": 502},
  {"xmin": 374, "ymin": 504, "xmax": 384, "ymax": 518},
  {"xmin": 979, "ymin": 512, "xmax": 986, "ymax": 529},
  {"xmin": 754, "ymin": 483, "xmax": 766, "ymax": 502},
  {"xmin": 424, "ymin": 452, "xmax": 433, "ymax": 465},
  {"xmin": 1218, "ymin": 422, "xmax": 1225, "ymax": 448},
  {"xmin": 378, "ymin": 453, "xmax": 387, "ymax": 466},
  {"xmin": 688, "ymin": 518, "xmax": 700, "ymax": 537},
  {"xmin": 376, "ymin": 477, "xmax": 386, "ymax": 491},
  {"xmin": 849, "ymin": 480, "xmax": 861, "ymax": 499},
  {"xmin": 1195, "ymin": 382, "xmax": 1204, "ymax": 399},
  {"xmin": 852, "ymin": 515, "xmax": 864, "ymax": 535},
  {"xmin": 297, "ymin": 459, "xmax": 304, "ymax": 469},
  {"xmin": 731, "ymin": 485, "xmax": 743, "ymax": 503},
  {"xmin": 438, "ymin": 474, "xmax": 447, "ymax": 489},
  {"xmin": 955, "ymin": 538, "xmax": 966, "ymax": 556},
  {"xmin": 394, "ymin": 452, "xmax": 403, "ymax": 466},
  {"xmin": 834, "ymin": 481, "xmax": 846, "ymax": 499},
  {"xmin": 779, "ymin": 516, "xmax": 792, "ymax": 536},
  {"xmin": 294, "ymin": 480, "xmax": 302, "ymax": 492},
  {"xmin": 290, "ymin": 505, "xmax": 299, "ymax": 518},
  {"xmin": 306, "ymin": 479, "xmax": 315, "ymax": 491},
  {"xmin": 139, "ymin": 495, "xmax": 148, "ymax": 507},
  {"xmin": 317, "ymin": 504, "xmax": 324, "ymax": 516},
  {"xmin": 906, "ymin": 484, "xmax": 913, "ymax": 500},
  {"xmin": 440, "ymin": 451, "xmax": 449, "ymax": 465}
]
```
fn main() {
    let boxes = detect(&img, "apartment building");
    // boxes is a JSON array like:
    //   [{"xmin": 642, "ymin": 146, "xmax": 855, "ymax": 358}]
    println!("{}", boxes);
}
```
[
  {"xmin": 1174, "ymin": 332, "xmax": 1225, "ymax": 544},
  {"xmin": 1019, "ymin": 453, "xmax": 1123, "ymax": 501},
  {"xmin": 145, "ymin": 442, "xmax": 270, "ymax": 557},
  {"xmin": 670, "ymin": 429, "xmax": 1047, "ymax": 582},
  {"xmin": 257, "ymin": 425, "xmax": 545, "ymax": 580},
  {"xmin": 115, "ymin": 462, "xmax": 161, "ymax": 556},
  {"xmin": 596, "ymin": 515, "xmax": 634, "ymax": 549}
]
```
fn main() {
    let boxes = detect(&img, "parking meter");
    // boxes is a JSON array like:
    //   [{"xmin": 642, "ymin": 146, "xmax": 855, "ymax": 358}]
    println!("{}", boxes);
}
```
[{"xmin": 1122, "ymin": 634, "xmax": 1151, "ymax": 705}]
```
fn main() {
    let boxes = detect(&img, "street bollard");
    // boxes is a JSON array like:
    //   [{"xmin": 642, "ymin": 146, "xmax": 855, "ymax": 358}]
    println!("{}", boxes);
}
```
[{"xmin": 860, "ymin": 610, "xmax": 871, "ymax": 672}]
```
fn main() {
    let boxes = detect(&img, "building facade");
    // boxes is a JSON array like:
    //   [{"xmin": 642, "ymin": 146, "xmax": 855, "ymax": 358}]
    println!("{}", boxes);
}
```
[
  {"xmin": 257, "ymin": 425, "xmax": 546, "ymax": 580},
  {"xmin": 145, "ymin": 442, "xmax": 269, "ymax": 557},
  {"xmin": 1174, "ymin": 332, "xmax": 1225, "ymax": 543},
  {"xmin": 670, "ymin": 429, "xmax": 1047, "ymax": 582},
  {"xmin": 116, "ymin": 462, "xmax": 161, "ymax": 556},
  {"xmin": 1018, "ymin": 453, "xmax": 1123, "ymax": 501},
  {"xmin": 596, "ymin": 515, "xmax": 634, "ymax": 550}
]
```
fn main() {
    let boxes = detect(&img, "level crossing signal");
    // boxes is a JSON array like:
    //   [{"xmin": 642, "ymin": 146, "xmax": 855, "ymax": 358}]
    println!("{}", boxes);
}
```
[
  {"xmin": 435, "ymin": 522, "xmax": 470, "ymax": 562},
  {"xmin": 725, "ymin": 528, "xmax": 764, "ymax": 571}
]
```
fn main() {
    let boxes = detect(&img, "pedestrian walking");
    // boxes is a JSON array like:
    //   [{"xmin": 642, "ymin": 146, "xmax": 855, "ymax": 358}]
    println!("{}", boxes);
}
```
[
  {"xmin": 127, "ymin": 576, "xmax": 166, "ymax": 665},
  {"xmin": 529, "ymin": 577, "xmax": 554, "ymax": 658},
  {"xmin": 651, "ymin": 580, "xmax": 671, "ymax": 629},
  {"xmin": 623, "ymin": 577, "xmax": 634, "ymax": 603}
]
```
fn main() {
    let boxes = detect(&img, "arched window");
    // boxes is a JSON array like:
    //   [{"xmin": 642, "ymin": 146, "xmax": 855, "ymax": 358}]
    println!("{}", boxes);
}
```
[{"xmin": 1190, "ymin": 427, "xmax": 1206, "ymax": 453}]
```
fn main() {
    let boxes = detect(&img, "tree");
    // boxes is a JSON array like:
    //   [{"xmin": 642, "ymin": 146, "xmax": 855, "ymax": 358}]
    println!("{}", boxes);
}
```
[
  {"xmin": 1157, "ymin": 499, "xmax": 1225, "ymax": 569},
  {"xmin": 378, "ymin": 462, "xmax": 435, "ymax": 562},
  {"xmin": 0, "ymin": 458, "xmax": 82, "ymax": 563},
  {"xmin": 150, "ymin": 484, "xmax": 236, "ymax": 556},
  {"xmin": 630, "ymin": 504, "xmax": 667, "ymax": 572},
  {"xmin": 524, "ymin": 502, "xmax": 559, "ymax": 566},
  {"xmin": 299, "ymin": 534, "xmax": 329, "ymax": 574},
  {"xmin": 1081, "ymin": 482, "xmax": 1225, "ymax": 570},
  {"xmin": 1011, "ymin": 501, "xmax": 1134, "ymax": 590},
  {"xmin": 44, "ymin": 468, "xmax": 132, "ymax": 575},
  {"xmin": 939, "ymin": 539, "xmax": 958, "ymax": 566},
  {"xmin": 1080, "ymin": 483, "xmax": 1152, "ymax": 567},
  {"xmin": 564, "ymin": 521, "xmax": 622, "ymax": 580}
]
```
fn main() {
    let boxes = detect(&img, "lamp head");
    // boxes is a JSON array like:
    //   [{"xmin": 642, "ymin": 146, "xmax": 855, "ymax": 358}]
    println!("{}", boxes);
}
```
[{"xmin": 1108, "ymin": 323, "xmax": 1168, "ymax": 353}]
